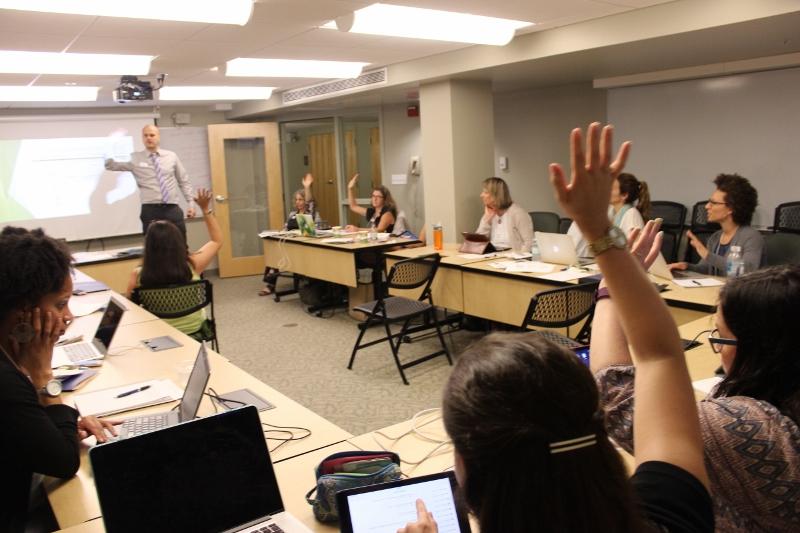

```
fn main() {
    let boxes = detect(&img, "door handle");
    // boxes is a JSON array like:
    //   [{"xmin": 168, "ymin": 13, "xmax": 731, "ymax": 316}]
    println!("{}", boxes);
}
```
[
  {"xmin": 327, "ymin": 179, "xmax": 334, "ymax": 184},
  {"xmin": 215, "ymin": 195, "xmax": 227, "ymax": 202}
]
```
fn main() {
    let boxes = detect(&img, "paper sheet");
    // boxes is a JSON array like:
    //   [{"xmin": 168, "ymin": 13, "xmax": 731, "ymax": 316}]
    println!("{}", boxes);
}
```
[
  {"xmin": 673, "ymin": 278, "xmax": 724, "ymax": 288},
  {"xmin": 692, "ymin": 376, "xmax": 722, "ymax": 395},
  {"xmin": 68, "ymin": 295, "xmax": 110, "ymax": 318},
  {"xmin": 320, "ymin": 237, "xmax": 355, "ymax": 244},
  {"xmin": 505, "ymin": 261, "xmax": 556, "ymax": 273},
  {"xmin": 72, "ymin": 379, "xmax": 182, "ymax": 417},
  {"xmin": 538, "ymin": 267, "xmax": 598, "ymax": 282}
]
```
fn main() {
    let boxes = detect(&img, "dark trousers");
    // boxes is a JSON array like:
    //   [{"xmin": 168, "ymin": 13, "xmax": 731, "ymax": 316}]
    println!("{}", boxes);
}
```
[{"xmin": 140, "ymin": 203, "xmax": 186, "ymax": 240}]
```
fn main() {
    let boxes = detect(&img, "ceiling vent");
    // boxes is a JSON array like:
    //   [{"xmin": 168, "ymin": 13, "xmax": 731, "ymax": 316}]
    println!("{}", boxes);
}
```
[{"xmin": 281, "ymin": 68, "xmax": 387, "ymax": 104}]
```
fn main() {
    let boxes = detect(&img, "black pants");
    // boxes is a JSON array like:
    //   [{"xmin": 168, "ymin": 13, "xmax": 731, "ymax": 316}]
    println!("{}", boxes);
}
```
[{"xmin": 140, "ymin": 203, "xmax": 186, "ymax": 240}]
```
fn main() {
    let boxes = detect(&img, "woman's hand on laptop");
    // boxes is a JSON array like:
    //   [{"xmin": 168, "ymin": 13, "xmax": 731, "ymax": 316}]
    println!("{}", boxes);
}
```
[
  {"xmin": 669, "ymin": 261, "xmax": 689, "ymax": 271},
  {"xmin": 78, "ymin": 416, "xmax": 121, "ymax": 443},
  {"xmin": 397, "ymin": 499, "xmax": 438, "ymax": 533}
]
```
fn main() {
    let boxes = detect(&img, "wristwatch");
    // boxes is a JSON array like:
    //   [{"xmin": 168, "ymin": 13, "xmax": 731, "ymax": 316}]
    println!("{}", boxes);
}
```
[
  {"xmin": 40, "ymin": 378, "xmax": 63, "ymax": 398},
  {"xmin": 588, "ymin": 226, "xmax": 627, "ymax": 256}
]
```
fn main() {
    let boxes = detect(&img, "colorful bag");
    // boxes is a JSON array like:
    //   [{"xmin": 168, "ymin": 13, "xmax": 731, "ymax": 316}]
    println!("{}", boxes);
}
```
[{"xmin": 305, "ymin": 450, "xmax": 402, "ymax": 522}]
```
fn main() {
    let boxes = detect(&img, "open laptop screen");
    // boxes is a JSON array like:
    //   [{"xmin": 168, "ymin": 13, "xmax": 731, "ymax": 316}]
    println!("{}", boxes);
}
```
[
  {"xmin": 177, "ymin": 342, "xmax": 210, "ymax": 422},
  {"xmin": 91, "ymin": 406, "xmax": 283, "ymax": 533},
  {"xmin": 94, "ymin": 296, "xmax": 126, "ymax": 350}
]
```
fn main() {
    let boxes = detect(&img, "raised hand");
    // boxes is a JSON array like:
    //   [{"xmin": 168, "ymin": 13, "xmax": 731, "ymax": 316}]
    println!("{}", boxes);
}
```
[
  {"xmin": 685, "ymin": 229, "xmax": 708, "ymax": 258},
  {"xmin": 193, "ymin": 188, "xmax": 213, "ymax": 212},
  {"xmin": 348, "ymin": 173, "xmax": 359, "ymax": 190},
  {"xmin": 628, "ymin": 219, "xmax": 663, "ymax": 270},
  {"xmin": 302, "ymin": 173, "xmax": 314, "ymax": 188},
  {"xmin": 549, "ymin": 122, "xmax": 630, "ymax": 240}
]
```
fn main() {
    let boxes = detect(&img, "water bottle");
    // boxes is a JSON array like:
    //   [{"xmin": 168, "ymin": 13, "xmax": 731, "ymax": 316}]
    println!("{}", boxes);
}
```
[
  {"xmin": 726, "ymin": 245, "xmax": 745, "ymax": 278},
  {"xmin": 531, "ymin": 237, "xmax": 541, "ymax": 261},
  {"xmin": 433, "ymin": 222, "xmax": 443, "ymax": 251},
  {"xmin": 368, "ymin": 222, "xmax": 378, "ymax": 242}
]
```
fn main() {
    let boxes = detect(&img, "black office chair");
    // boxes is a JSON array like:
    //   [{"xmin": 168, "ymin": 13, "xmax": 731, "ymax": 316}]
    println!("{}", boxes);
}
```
[
  {"xmin": 773, "ymin": 201, "xmax": 800, "ymax": 234},
  {"xmin": 685, "ymin": 201, "xmax": 720, "ymax": 263},
  {"xmin": 529, "ymin": 211, "xmax": 560, "ymax": 234},
  {"xmin": 649, "ymin": 201, "xmax": 687, "ymax": 262},
  {"xmin": 131, "ymin": 279, "xmax": 219, "ymax": 351},
  {"xmin": 764, "ymin": 232, "xmax": 800, "ymax": 266},
  {"xmin": 347, "ymin": 253, "xmax": 451, "ymax": 385},
  {"xmin": 519, "ymin": 281, "xmax": 599, "ymax": 347},
  {"xmin": 559, "ymin": 217, "xmax": 572, "ymax": 234}
]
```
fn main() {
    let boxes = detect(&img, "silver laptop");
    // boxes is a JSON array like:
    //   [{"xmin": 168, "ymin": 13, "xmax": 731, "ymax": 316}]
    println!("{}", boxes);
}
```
[
  {"xmin": 90, "ymin": 405, "xmax": 312, "ymax": 533},
  {"xmin": 51, "ymin": 296, "xmax": 126, "ymax": 368},
  {"xmin": 536, "ymin": 232, "xmax": 594, "ymax": 266},
  {"xmin": 116, "ymin": 342, "xmax": 210, "ymax": 439}
]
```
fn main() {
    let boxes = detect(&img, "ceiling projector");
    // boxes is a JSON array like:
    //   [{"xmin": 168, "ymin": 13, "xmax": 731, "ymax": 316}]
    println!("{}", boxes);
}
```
[{"xmin": 113, "ymin": 76, "xmax": 153, "ymax": 103}]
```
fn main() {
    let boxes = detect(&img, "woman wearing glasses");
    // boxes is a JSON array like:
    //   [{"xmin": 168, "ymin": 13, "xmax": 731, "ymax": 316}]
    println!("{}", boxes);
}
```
[
  {"xmin": 669, "ymin": 174, "xmax": 765, "ymax": 275},
  {"xmin": 597, "ymin": 264, "xmax": 800, "ymax": 531},
  {"xmin": 345, "ymin": 174, "xmax": 397, "ymax": 233}
]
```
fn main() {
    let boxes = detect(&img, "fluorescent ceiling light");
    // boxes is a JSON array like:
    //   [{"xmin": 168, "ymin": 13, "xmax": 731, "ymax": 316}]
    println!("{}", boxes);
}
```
[
  {"xmin": 324, "ymin": 3, "xmax": 533, "ymax": 46},
  {"xmin": 226, "ymin": 58, "xmax": 367, "ymax": 79},
  {"xmin": 0, "ymin": 51, "xmax": 152, "ymax": 75},
  {"xmin": 0, "ymin": 86, "xmax": 98, "ymax": 101},
  {"xmin": 159, "ymin": 86, "xmax": 275, "ymax": 101},
  {"xmin": 0, "ymin": 0, "xmax": 253, "ymax": 25}
]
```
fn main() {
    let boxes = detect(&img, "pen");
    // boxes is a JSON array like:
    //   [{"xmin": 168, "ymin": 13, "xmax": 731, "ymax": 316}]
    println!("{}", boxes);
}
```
[
  {"xmin": 692, "ymin": 280, "xmax": 702, "ymax": 286},
  {"xmin": 116, "ymin": 385, "xmax": 151, "ymax": 398}
]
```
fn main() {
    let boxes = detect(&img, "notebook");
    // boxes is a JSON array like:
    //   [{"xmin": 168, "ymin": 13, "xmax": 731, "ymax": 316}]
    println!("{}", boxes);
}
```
[
  {"xmin": 51, "ymin": 296, "xmax": 126, "ymax": 368},
  {"xmin": 296, "ymin": 213, "xmax": 317, "ymax": 237},
  {"xmin": 115, "ymin": 342, "xmax": 210, "ymax": 439},
  {"xmin": 337, "ymin": 471, "xmax": 472, "ymax": 533},
  {"xmin": 90, "ymin": 406, "xmax": 312, "ymax": 533},
  {"xmin": 536, "ymin": 232, "xmax": 593, "ymax": 266}
]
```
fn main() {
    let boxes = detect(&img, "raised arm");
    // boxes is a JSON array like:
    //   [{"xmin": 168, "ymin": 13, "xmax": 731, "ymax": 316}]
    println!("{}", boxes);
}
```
[
  {"xmin": 189, "ymin": 189, "xmax": 222, "ymax": 274},
  {"xmin": 347, "ymin": 174, "xmax": 367, "ymax": 217},
  {"xmin": 550, "ymin": 123, "xmax": 708, "ymax": 489},
  {"xmin": 302, "ymin": 173, "xmax": 314, "ymax": 203},
  {"xmin": 104, "ymin": 158, "xmax": 133, "ymax": 172}
]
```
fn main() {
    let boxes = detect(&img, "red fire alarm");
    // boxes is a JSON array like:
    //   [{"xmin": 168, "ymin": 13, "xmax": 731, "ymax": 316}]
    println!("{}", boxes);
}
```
[{"xmin": 407, "ymin": 104, "xmax": 419, "ymax": 117}]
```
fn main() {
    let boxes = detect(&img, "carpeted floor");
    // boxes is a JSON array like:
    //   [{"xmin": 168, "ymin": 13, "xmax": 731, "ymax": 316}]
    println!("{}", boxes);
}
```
[{"xmin": 207, "ymin": 272, "xmax": 483, "ymax": 436}]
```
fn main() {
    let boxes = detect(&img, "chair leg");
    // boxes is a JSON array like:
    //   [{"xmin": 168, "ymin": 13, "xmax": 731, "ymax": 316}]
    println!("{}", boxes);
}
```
[
  {"xmin": 384, "ymin": 319, "xmax": 409, "ymax": 385},
  {"xmin": 347, "ymin": 315, "xmax": 373, "ymax": 370},
  {"xmin": 431, "ymin": 310, "xmax": 452, "ymax": 365}
]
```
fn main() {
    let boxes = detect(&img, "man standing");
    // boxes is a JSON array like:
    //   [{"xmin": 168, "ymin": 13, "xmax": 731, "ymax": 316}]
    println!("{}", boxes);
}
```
[{"xmin": 105, "ymin": 125, "xmax": 195, "ymax": 238}]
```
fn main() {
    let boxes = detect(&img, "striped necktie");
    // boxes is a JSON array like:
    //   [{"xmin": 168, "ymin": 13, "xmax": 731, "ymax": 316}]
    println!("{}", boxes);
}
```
[{"xmin": 150, "ymin": 152, "xmax": 170, "ymax": 203}]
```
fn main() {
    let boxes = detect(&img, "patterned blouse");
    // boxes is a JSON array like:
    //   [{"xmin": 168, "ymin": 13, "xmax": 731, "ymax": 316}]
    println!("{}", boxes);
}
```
[{"xmin": 596, "ymin": 365, "xmax": 800, "ymax": 532}]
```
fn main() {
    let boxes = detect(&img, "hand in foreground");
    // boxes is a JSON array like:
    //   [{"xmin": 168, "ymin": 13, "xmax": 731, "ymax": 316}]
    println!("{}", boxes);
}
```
[
  {"xmin": 348, "ymin": 173, "xmax": 359, "ymax": 190},
  {"xmin": 628, "ymin": 219, "xmax": 663, "ymax": 270},
  {"xmin": 78, "ymin": 416, "xmax": 121, "ymax": 443},
  {"xmin": 193, "ymin": 188, "xmax": 213, "ymax": 213},
  {"xmin": 302, "ymin": 173, "xmax": 314, "ymax": 188},
  {"xmin": 549, "ymin": 122, "xmax": 630, "ymax": 240},
  {"xmin": 397, "ymin": 499, "xmax": 438, "ymax": 533},
  {"xmin": 11, "ymin": 308, "xmax": 61, "ymax": 382}
]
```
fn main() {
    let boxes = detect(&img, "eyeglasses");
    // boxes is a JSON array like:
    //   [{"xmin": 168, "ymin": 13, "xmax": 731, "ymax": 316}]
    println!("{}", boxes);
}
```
[
  {"xmin": 707, "ymin": 328, "xmax": 737, "ymax": 353},
  {"xmin": 706, "ymin": 199, "xmax": 727, "ymax": 206},
  {"xmin": 371, "ymin": 193, "xmax": 384, "ymax": 199}
]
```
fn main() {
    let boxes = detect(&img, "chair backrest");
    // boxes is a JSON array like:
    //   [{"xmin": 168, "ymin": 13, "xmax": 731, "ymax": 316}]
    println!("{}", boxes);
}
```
[
  {"xmin": 774, "ymin": 201, "xmax": 800, "ymax": 234},
  {"xmin": 765, "ymin": 232, "xmax": 800, "ymax": 266},
  {"xmin": 131, "ymin": 279, "xmax": 213, "ymax": 319},
  {"xmin": 690, "ymin": 201, "xmax": 720, "ymax": 233},
  {"xmin": 649, "ymin": 201, "xmax": 687, "ymax": 229},
  {"xmin": 521, "ymin": 282, "xmax": 598, "ymax": 330},
  {"xmin": 529, "ymin": 211, "xmax": 560, "ymax": 234},
  {"xmin": 386, "ymin": 253, "xmax": 441, "ymax": 300},
  {"xmin": 558, "ymin": 217, "xmax": 572, "ymax": 234}
]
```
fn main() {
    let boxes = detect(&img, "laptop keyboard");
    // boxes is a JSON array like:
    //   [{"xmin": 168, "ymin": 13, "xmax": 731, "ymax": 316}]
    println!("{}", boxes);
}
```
[
  {"xmin": 63, "ymin": 343, "xmax": 97, "ymax": 360},
  {"xmin": 122, "ymin": 414, "xmax": 170, "ymax": 437},
  {"xmin": 253, "ymin": 525, "xmax": 284, "ymax": 533}
]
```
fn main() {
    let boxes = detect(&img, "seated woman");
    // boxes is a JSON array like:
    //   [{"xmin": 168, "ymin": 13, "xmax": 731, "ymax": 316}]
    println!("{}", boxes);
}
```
[
  {"xmin": 345, "ymin": 173, "xmax": 396, "ymax": 233},
  {"xmin": 1, "ymin": 227, "xmax": 117, "ymax": 533},
  {"xmin": 670, "ymin": 173, "xmax": 765, "ymax": 275},
  {"xmin": 401, "ymin": 123, "xmax": 712, "ymax": 533},
  {"xmin": 597, "ymin": 263, "xmax": 800, "ymax": 531},
  {"xmin": 568, "ymin": 172, "xmax": 649, "ymax": 257},
  {"xmin": 476, "ymin": 177, "xmax": 533, "ymax": 253},
  {"xmin": 260, "ymin": 174, "xmax": 319, "ymax": 296},
  {"xmin": 126, "ymin": 188, "xmax": 222, "ymax": 336}
]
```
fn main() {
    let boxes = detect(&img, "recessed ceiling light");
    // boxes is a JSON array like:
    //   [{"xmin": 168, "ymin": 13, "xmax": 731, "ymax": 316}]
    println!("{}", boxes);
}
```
[
  {"xmin": 0, "ymin": 85, "xmax": 98, "ymax": 101},
  {"xmin": 0, "ymin": 0, "xmax": 254, "ymax": 25},
  {"xmin": 322, "ymin": 3, "xmax": 533, "ymax": 46},
  {"xmin": 226, "ymin": 58, "xmax": 367, "ymax": 79},
  {"xmin": 209, "ymin": 66, "xmax": 219, "ymax": 72},
  {"xmin": 159, "ymin": 86, "xmax": 275, "ymax": 100},
  {"xmin": 0, "ymin": 50, "xmax": 151, "ymax": 75}
]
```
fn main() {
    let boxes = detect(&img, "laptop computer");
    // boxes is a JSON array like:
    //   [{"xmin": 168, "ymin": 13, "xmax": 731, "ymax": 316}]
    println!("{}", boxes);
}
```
[
  {"xmin": 51, "ymin": 296, "xmax": 126, "ymax": 368},
  {"xmin": 90, "ymin": 405, "xmax": 312, "ymax": 533},
  {"xmin": 337, "ymin": 471, "xmax": 472, "ymax": 533},
  {"xmin": 115, "ymin": 342, "xmax": 211, "ymax": 439},
  {"xmin": 296, "ymin": 213, "xmax": 317, "ymax": 237},
  {"xmin": 536, "ymin": 232, "xmax": 594, "ymax": 266},
  {"xmin": 649, "ymin": 253, "xmax": 703, "ymax": 280}
]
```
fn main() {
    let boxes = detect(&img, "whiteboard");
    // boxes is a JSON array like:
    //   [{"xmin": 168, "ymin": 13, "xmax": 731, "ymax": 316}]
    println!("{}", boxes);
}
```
[
  {"xmin": 159, "ymin": 127, "xmax": 211, "ymax": 193},
  {"xmin": 608, "ymin": 67, "xmax": 800, "ymax": 227}
]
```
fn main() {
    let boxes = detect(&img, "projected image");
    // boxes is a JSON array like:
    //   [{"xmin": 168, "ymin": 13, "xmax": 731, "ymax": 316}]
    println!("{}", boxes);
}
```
[{"xmin": 0, "ymin": 136, "xmax": 139, "ymax": 223}]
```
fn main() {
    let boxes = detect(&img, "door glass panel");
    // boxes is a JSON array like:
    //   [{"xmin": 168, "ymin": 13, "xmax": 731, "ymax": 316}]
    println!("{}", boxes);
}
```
[
  {"xmin": 341, "ymin": 117, "xmax": 381, "ymax": 225},
  {"xmin": 223, "ymin": 137, "xmax": 267, "ymax": 258}
]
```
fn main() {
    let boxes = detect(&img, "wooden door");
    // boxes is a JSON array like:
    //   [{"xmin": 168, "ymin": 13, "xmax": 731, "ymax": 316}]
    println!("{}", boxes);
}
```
[
  {"xmin": 370, "ymin": 127, "xmax": 382, "ymax": 187},
  {"xmin": 308, "ymin": 132, "xmax": 339, "ymax": 226},
  {"xmin": 208, "ymin": 123, "xmax": 283, "ymax": 277}
]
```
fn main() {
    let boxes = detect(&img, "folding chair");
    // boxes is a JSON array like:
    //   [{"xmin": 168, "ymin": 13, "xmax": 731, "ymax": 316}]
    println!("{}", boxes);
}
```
[
  {"xmin": 131, "ymin": 279, "xmax": 219, "ymax": 351},
  {"xmin": 519, "ymin": 282, "xmax": 599, "ymax": 348},
  {"xmin": 347, "ymin": 253, "xmax": 451, "ymax": 384}
]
